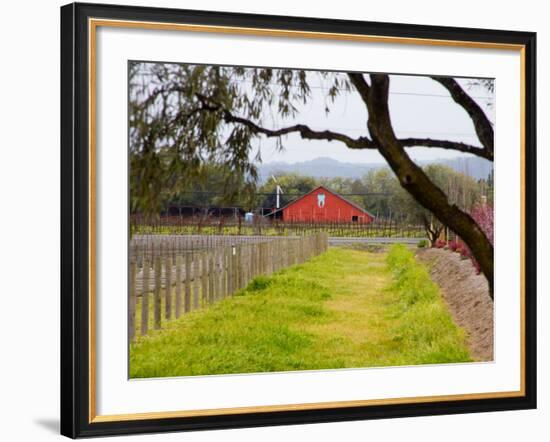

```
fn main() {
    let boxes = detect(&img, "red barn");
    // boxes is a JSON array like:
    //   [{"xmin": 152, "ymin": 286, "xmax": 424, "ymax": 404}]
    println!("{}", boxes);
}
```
[{"xmin": 273, "ymin": 186, "xmax": 373, "ymax": 223}]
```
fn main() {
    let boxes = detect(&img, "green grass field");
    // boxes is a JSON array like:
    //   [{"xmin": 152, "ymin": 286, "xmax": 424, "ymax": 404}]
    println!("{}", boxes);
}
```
[{"xmin": 130, "ymin": 245, "xmax": 470, "ymax": 378}]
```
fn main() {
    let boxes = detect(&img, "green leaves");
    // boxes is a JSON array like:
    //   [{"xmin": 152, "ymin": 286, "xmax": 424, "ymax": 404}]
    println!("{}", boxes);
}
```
[{"xmin": 129, "ymin": 62, "xmax": 352, "ymax": 217}]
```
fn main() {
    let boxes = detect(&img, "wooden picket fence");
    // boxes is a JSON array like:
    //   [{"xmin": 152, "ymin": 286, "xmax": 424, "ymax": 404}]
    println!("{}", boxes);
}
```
[{"xmin": 129, "ymin": 233, "xmax": 328, "ymax": 340}]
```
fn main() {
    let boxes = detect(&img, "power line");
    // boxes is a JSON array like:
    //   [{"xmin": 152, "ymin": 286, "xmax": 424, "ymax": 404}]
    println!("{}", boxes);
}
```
[
  {"xmin": 244, "ymin": 82, "xmax": 494, "ymax": 100},
  {"xmin": 133, "ymin": 72, "xmax": 494, "ymax": 100}
]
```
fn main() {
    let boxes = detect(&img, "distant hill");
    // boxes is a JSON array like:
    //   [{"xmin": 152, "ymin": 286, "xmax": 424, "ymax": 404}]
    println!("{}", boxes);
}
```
[
  {"xmin": 257, "ymin": 156, "xmax": 492, "ymax": 182},
  {"xmin": 435, "ymin": 156, "xmax": 493, "ymax": 180}
]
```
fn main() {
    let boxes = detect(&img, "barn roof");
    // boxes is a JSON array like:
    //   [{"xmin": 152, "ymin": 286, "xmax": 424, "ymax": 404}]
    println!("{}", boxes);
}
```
[{"xmin": 265, "ymin": 185, "xmax": 374, "ymax": 218}]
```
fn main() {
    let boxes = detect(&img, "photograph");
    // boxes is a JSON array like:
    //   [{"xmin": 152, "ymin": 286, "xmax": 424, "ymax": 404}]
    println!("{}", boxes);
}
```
[
  {"xmin": 57, "ymin": 2, "xmax": 537, "ymax": 437},
  {"xmin": 0, "ymin": 0, "xmax": 544, "ymax": 438},
  {"xmin": 127, "ymin": 61, "xmax": 495, "ymax": 379}
]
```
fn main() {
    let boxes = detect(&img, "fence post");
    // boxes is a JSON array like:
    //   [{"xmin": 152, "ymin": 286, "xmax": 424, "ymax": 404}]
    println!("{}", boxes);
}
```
[
  {"xmin": 273, "ymin": 240, "xmax": 278, "ymax": 272},
  {"xmin": 247, "ymin": 244, "xmax": 252, "ymax": 285},
  {"xmin": 208, "ymin": 252, "xmax": 215, "ymax": 303},
  {"xmin": 278, "ymin": 239, "xmax": 283, "ymax": 271},
  {"xmin": 249, "ymin": 244, "xmax": 254, "ymax": 281},
  {"xmin": 228, "ymin": 245, "xmax": 234, "ymax": 295},
  {"xmin": 266, "ymin": 241, "xmax": 270, "ymax": 274},
  {"xmin": 259, "ymin": 242, "xmax": 264, "ymax": 275},
  {"xmin": 222, "ymin": 248, "xmax": 227, "ymax": 298},
  {"xmin": 218, "ymin": 249, "xmax": 223, "ymax": 301},
  {"xmin": 247, "ymin": 244, "xmax": 253, "ymax": 283},
  {"xmin": 185, "ymin": 252, "xmax": 191, "ymax": 312},
  {"xmin": 154, "ymin": 255, "xmax": 162, "ymax": 330},
  {"xmin": 236, "ymin": 244, "xmax": 242, "ymax": 290},
  {"xmin": 257, "ymin": 242, "xmax": 262, "ymax": 276},
  {"xmin": 287, "ymin": 239, "xmax": 291, "ymax": 266},
  {"xmin": 252, "ymin": 243, "xmax": 257, "ymax": 279},
  {"xmin": 141, "ymin": 257, "xmax": 149, "ymax": 336},
  {"xmin": 175, "ymin": 254, "xmax": 182, "ymax": 318},
  {"xmin": 234, "ymin": 244, "xmax": 239, "ymax": 292},
  {"xmin": 129, "ymin": 260, "xmax": 136, "ymax": 342},
  {"xmin": 244, "ymin": 245, "xmax": 249, "ymax": 288},
  {"xmin": 211, "ymin": 250, "xmax": 216, "ymax": 303},
  {"xmin": 240, "ymin": 245, "xmax": 246, "ymax": 289},
  {"xmin": 221, "ymin": 247, "xmax": 226, "ymax": 299},
  {"xmin": 201, "ymin": 252, "xmax": 208, "ymax": 307},
  {"xmin": 165, "ymin": 254, "xmax": 172, "ymax": 320},
  {"xmin": 214, "ymin": 250, "xmax": 220, "ymax": 302},
  {"xmin": 224, "ymin": 246, "xmax": 230, "ymax": 298},
  {"xmin": 193, "ymin": 252, "xmax": 200, "ymax": 310},
  {"xmin": 268, "ymin": 241, "xmax": 273, "ymax": 275}
]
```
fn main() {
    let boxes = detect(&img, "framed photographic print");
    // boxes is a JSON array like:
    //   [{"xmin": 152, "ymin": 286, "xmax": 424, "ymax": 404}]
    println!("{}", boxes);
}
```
[{"xmin": 60, "ymin": 2, "xmax": 537, "ymax": 438}]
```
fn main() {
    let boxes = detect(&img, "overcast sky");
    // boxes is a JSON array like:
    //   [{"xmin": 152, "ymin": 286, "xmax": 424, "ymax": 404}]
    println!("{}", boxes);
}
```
[{"xmin": 248, "ymin": 73, "xmax": 494, "ymax": 164}]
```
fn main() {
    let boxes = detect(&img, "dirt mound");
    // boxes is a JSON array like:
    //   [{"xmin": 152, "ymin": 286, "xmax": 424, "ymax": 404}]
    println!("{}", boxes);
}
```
[{"xmin": 416, "ymin": 248, "xmax": 493, "ymax": 361}]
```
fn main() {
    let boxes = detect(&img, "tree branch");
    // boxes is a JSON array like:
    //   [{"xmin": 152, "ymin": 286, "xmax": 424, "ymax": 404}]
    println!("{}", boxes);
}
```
[
  {"xmin": 196, "ymin": 93, "xmax": 493, "ymax": 161},
  {"xmin": 222, "ymin": 111, "xmax": 374, "ymax": 149},
  {"xmin": 348, "ymin": 74, "xmax": 494, "ymax": 161},
  {"xmin": 431, "ymin": 77, "xmax": 494, "ymax": 154},
  {"xmin": 348, "ymin": 73, "xmax": 370, "ymax": 97},
  {"xmin": 399, "ymin": 137, "xmax": 493, "ymax": 161},
  {"xmin": 195, "ymin": 93, "xmax": 375, "ymax": 150}
]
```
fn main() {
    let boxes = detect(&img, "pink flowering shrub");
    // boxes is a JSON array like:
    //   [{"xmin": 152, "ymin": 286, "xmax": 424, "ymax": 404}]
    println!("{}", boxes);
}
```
[
  {"xmin": 442, "ymin": 203, "xmax": 493, "ymax": 275},
  {"xmin": 459, "ymin": 246, "xmax": 471, "ymax": 260},
  {"xmin": 470, "ymin": 203, "xmax": 494, "ymax": 245},
  {"xmin": 448, "ymin": 240, "xmax": 459, "ymax": 252},
  {"xmin": 465, "ymin": 202, "xmax": 494, "ymax": 274}
]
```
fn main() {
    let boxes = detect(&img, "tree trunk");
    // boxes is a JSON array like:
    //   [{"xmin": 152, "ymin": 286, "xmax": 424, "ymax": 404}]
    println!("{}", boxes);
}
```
[
  {"xmin": 422, "ymin": 215, "xmax": 443, "ymax": 247},
  {"xmin": 350, "ymin": 73, "xmax": 494, "ymax": 298}
]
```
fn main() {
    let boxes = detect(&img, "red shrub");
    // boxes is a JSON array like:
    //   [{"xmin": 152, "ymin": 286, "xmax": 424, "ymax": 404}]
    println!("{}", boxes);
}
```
[
  {"xmin": 448, "ymin": 240, "xmax": 459, "ymax": 252},
  {"xmin": 434, "ymin": 239, "xmax": 446, "ymax": 249}
]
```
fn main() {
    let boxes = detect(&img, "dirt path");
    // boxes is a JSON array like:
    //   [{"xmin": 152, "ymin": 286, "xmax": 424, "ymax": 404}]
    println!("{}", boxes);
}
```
[
  {"xmin": 416, "ymin": 248, "xmax": 494, "ymax": 361},
  {"xmin": 303, "ymin": 251, "xmax": 396, "ymax": 366}
]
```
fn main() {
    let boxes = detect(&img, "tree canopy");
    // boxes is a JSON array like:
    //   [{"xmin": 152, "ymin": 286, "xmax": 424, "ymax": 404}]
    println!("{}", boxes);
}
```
[{"xmin": 129, "ymin": 61, "xmax": 495, "ymax": 294}]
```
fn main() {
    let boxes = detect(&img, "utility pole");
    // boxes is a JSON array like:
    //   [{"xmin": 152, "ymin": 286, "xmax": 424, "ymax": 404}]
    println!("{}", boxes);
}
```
[
  {"xmin": 276, "ymin": 185, "xmax": 283, "ymax": 209},
  {"xmin": 271, "ymin": 175, "xmax": 284, "ymax": 209}
]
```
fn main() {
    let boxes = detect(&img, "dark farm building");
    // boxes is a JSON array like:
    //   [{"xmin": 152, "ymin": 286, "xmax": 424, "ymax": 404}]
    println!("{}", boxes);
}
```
[{"xmin": 270, "ymin": 186, "xmax": 374, "ymax": 223}]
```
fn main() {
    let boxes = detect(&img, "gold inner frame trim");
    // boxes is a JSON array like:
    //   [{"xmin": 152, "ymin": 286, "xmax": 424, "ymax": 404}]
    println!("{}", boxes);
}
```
[{"xmin": 88, "ymin": 17, "xmax": 527, "ymax": 423}]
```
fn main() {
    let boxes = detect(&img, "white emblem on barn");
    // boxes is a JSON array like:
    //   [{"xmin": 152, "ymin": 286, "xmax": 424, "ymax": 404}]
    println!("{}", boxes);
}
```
[{"xmin": 317, "ymin": 193, "xmax": 325, "ymax": 208}]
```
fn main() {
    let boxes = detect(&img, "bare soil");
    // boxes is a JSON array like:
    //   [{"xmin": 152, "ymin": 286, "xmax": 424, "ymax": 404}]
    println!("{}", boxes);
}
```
[{"xmin": 416, "ymin": 248, "xmax": 494, "ymax": 361}]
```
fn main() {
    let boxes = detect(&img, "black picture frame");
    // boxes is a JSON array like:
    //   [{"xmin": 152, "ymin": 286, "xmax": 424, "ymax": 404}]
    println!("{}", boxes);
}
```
[{"xmin": 60, "ymin": 2, "xmax": 537, "ymax": 438}]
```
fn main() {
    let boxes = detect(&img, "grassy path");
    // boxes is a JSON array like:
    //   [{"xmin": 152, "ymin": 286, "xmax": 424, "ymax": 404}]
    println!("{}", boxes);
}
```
[{"xmin": 130, "ymin": 247, "xmax": 470, "ymax": 378}]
